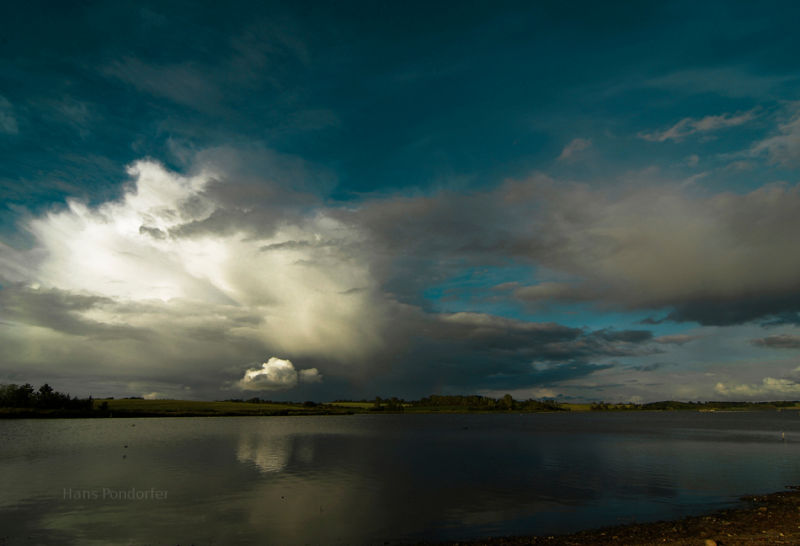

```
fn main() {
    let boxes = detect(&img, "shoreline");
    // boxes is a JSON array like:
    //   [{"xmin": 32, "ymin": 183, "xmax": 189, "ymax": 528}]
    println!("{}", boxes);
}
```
[
  {"xmin": 427, "ymin": 487, "xmax": 800, "ymax": 545},
  {"xmin": 2, "ymin": 408, "xmax": 797, "ymax": 419},
  {"xmin": 3, "ymin": 398, "xmax": 800, "ymax": 419}
]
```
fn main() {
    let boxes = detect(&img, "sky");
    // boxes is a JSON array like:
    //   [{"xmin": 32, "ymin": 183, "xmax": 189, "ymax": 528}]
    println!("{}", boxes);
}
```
[{"xmin": 2, "ymin": 1, "xmax": 800, "ymax": 402}]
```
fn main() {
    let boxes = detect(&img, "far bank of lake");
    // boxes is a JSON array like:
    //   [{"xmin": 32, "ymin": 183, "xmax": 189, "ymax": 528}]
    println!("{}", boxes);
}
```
[{"xmin": 3, "ymin": 395, "xmax": 799, "ymax": 419}]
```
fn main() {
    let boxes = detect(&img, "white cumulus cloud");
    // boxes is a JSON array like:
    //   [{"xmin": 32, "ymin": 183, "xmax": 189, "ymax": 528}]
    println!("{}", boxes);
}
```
[
  {"xmin": 238, "ymin": 357, "xmax": 322, "ymax": 391},
  {"xmin": 299, "ymin": 367, "xmax": 323, "ymax": 384}
]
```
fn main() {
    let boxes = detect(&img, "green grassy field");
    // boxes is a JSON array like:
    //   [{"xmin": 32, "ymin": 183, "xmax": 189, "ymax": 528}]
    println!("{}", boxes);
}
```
[
  {"xmin": 560, "ymin": 403, "xmax": 593, "ymax": 412},
  {"xmin": 93, "ymin": 398, "xmax": 356, "ymax": 417},
  {"xmin": 328, "ymin": 401, "xmax": 377, "ymax": 409}
]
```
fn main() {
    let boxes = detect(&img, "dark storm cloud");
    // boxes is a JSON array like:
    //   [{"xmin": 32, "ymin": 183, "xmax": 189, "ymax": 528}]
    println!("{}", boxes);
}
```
[
  {"xmin": 341, "ymin": 177, "xmax": 800, "ymax": 326},
  {"xmin": 595, "ymin": 329, "xmax": 653, "ymax": 343},
  {"xmin": 429, "ymin": 313, "xmax": 657, "ymax": 361},
  {"xmin": 652, "ymin": 334, "xmax": 701, "ymax": 345},
  {"xmin": 0, "ymin": 283, "xmax": 148, "ymax": 341},
  {"xmin": 0, "ymin": 281, "xmax": 287, "ymax": 398},
  {"xmin": 628, "ymin": 362, "xmax": 676, "ymax": 373},
  {"xmin": 761, "ymin": 312, "xmax": 800, "ymax": 326},
  {"xmin": 366, "ymin": 311, "xmax": 658, "ymax": 396},
  {"xmin": 752, "ymin": 334, "xmax": 800, "ymax": 349},
  {"xmin": 167, "ymin": 145, "xmax": 333, "ymax": 240},
  {"xmin": 665, "ymin": 294, "xmax": 800, "ymax": 326}
]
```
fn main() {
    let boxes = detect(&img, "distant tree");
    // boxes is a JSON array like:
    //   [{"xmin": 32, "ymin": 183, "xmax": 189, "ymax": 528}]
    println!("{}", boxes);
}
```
[
  {"xmin": 37, "ymin": 383, "xmax": 56, "ymax": 408},
  {"xmin": 384, "ymin": 397, "xmax": 404, "ymax": 411},
  {"xmin": 0, "ymin": 383, "xmax": 93, "ymax": 411}
]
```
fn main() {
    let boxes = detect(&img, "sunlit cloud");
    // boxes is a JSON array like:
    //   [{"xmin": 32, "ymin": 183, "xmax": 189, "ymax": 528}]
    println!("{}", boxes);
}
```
[
  {"xmin": 15, "ymin": 159, "xmax": 389, "ymax": 364},
  {"xmin": 0, "ymin": 157, "xmax": 397, "ymax": 397},
  {"xmin": 237, "ymin": 357, "xmax": 322, "ymax": 391},
  {"xmin": 715, "ymin": 375, "xmax": 800, "ymax": 398}
]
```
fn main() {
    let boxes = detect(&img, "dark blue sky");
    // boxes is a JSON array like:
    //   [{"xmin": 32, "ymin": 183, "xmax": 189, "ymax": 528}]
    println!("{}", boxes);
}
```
[{"xmin": 2, "ymin": 1, "xmax": 800, "ymax": 401}]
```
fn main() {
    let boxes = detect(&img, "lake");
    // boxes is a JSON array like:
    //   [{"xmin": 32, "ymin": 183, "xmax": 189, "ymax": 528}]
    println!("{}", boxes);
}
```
[{"xmin": 2, "ymin": 411, "xmax": 800, "ymax": 545}]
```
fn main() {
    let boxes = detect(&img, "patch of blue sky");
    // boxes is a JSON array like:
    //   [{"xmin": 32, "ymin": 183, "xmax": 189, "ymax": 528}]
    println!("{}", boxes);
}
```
[
  {"xmin": 422, "ymin": 263, "xmax": 537, "ymax": 308},
  {"xmin": 422, "ymin": 265, "xmax": 697, "ymax": 337},
  {"xmin": 521, "ymin": 303, "xmax": 697, "ymax": 337}
]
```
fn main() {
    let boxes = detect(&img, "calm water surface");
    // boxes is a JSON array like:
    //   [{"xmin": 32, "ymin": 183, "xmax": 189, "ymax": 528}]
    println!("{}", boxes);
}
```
[{"xmin": 2, "ymin": 412, "xmax": 800, "ymax": 545}]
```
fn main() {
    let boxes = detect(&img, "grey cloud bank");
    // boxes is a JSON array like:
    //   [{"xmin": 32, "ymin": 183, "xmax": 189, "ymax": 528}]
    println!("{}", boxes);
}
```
[{"xmin": 346, "ymin": 174, "xmax": 800, "ymax": 327}]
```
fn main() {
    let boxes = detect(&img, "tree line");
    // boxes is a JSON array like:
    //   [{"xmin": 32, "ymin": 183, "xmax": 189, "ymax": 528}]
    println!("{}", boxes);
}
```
[
  {"xmin": 0, "ymin": 383, "xmax": 94, "ymax": 411},
  {"xmin": 590, "ymin": 400, "xmax": 799, "ymax": 411},
  {"xmin": 413, "ymin": 394, "xmax": 564, "ymax": 411}
]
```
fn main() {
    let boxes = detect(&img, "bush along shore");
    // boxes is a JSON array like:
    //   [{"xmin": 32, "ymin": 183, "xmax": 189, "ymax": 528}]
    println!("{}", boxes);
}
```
[{"xmin": 425, "ymin": 487, "xmax": 800, "ymax": 546}]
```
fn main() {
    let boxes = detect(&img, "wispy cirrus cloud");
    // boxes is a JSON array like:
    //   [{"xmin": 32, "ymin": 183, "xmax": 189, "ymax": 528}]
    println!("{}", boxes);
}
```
[
  {"xmin": 750, "ymin": 107, "xmax": 800, "ymax": 166},
  {"xmin": 643, "ymin": 67, "xmax": 796, "ymax": 99},
  {"xmin": 105, "ymin": 58, "xmax": 225, "ymax": 112},
  {"xmin": 639, "ymin": 110, "xmax": 756, "ymax": 142},
  {"xmin": 0, "ymin": 95, "xmax": 19, "ymax": 134},
  {"xmin": 557, "ymin": 138, "xmax": 592, "ymax": 161}
]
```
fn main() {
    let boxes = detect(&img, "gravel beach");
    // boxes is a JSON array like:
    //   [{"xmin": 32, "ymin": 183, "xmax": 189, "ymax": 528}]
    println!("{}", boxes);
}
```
[{"xmin": 429, "ymin": 488, "xmax": 800, "ymax": 546}]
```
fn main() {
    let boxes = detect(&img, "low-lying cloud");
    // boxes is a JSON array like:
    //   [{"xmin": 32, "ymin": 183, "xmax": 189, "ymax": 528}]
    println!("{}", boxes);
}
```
[{"xmin": 715, "ymin": 375, "xmax": 800, "ymax": 398}]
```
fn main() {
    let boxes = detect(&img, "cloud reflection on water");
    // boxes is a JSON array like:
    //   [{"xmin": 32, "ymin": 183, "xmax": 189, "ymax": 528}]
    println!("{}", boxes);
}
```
[{"xmin": 236, "ymin": 433, "xmax": 293, "ymax": 473}]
